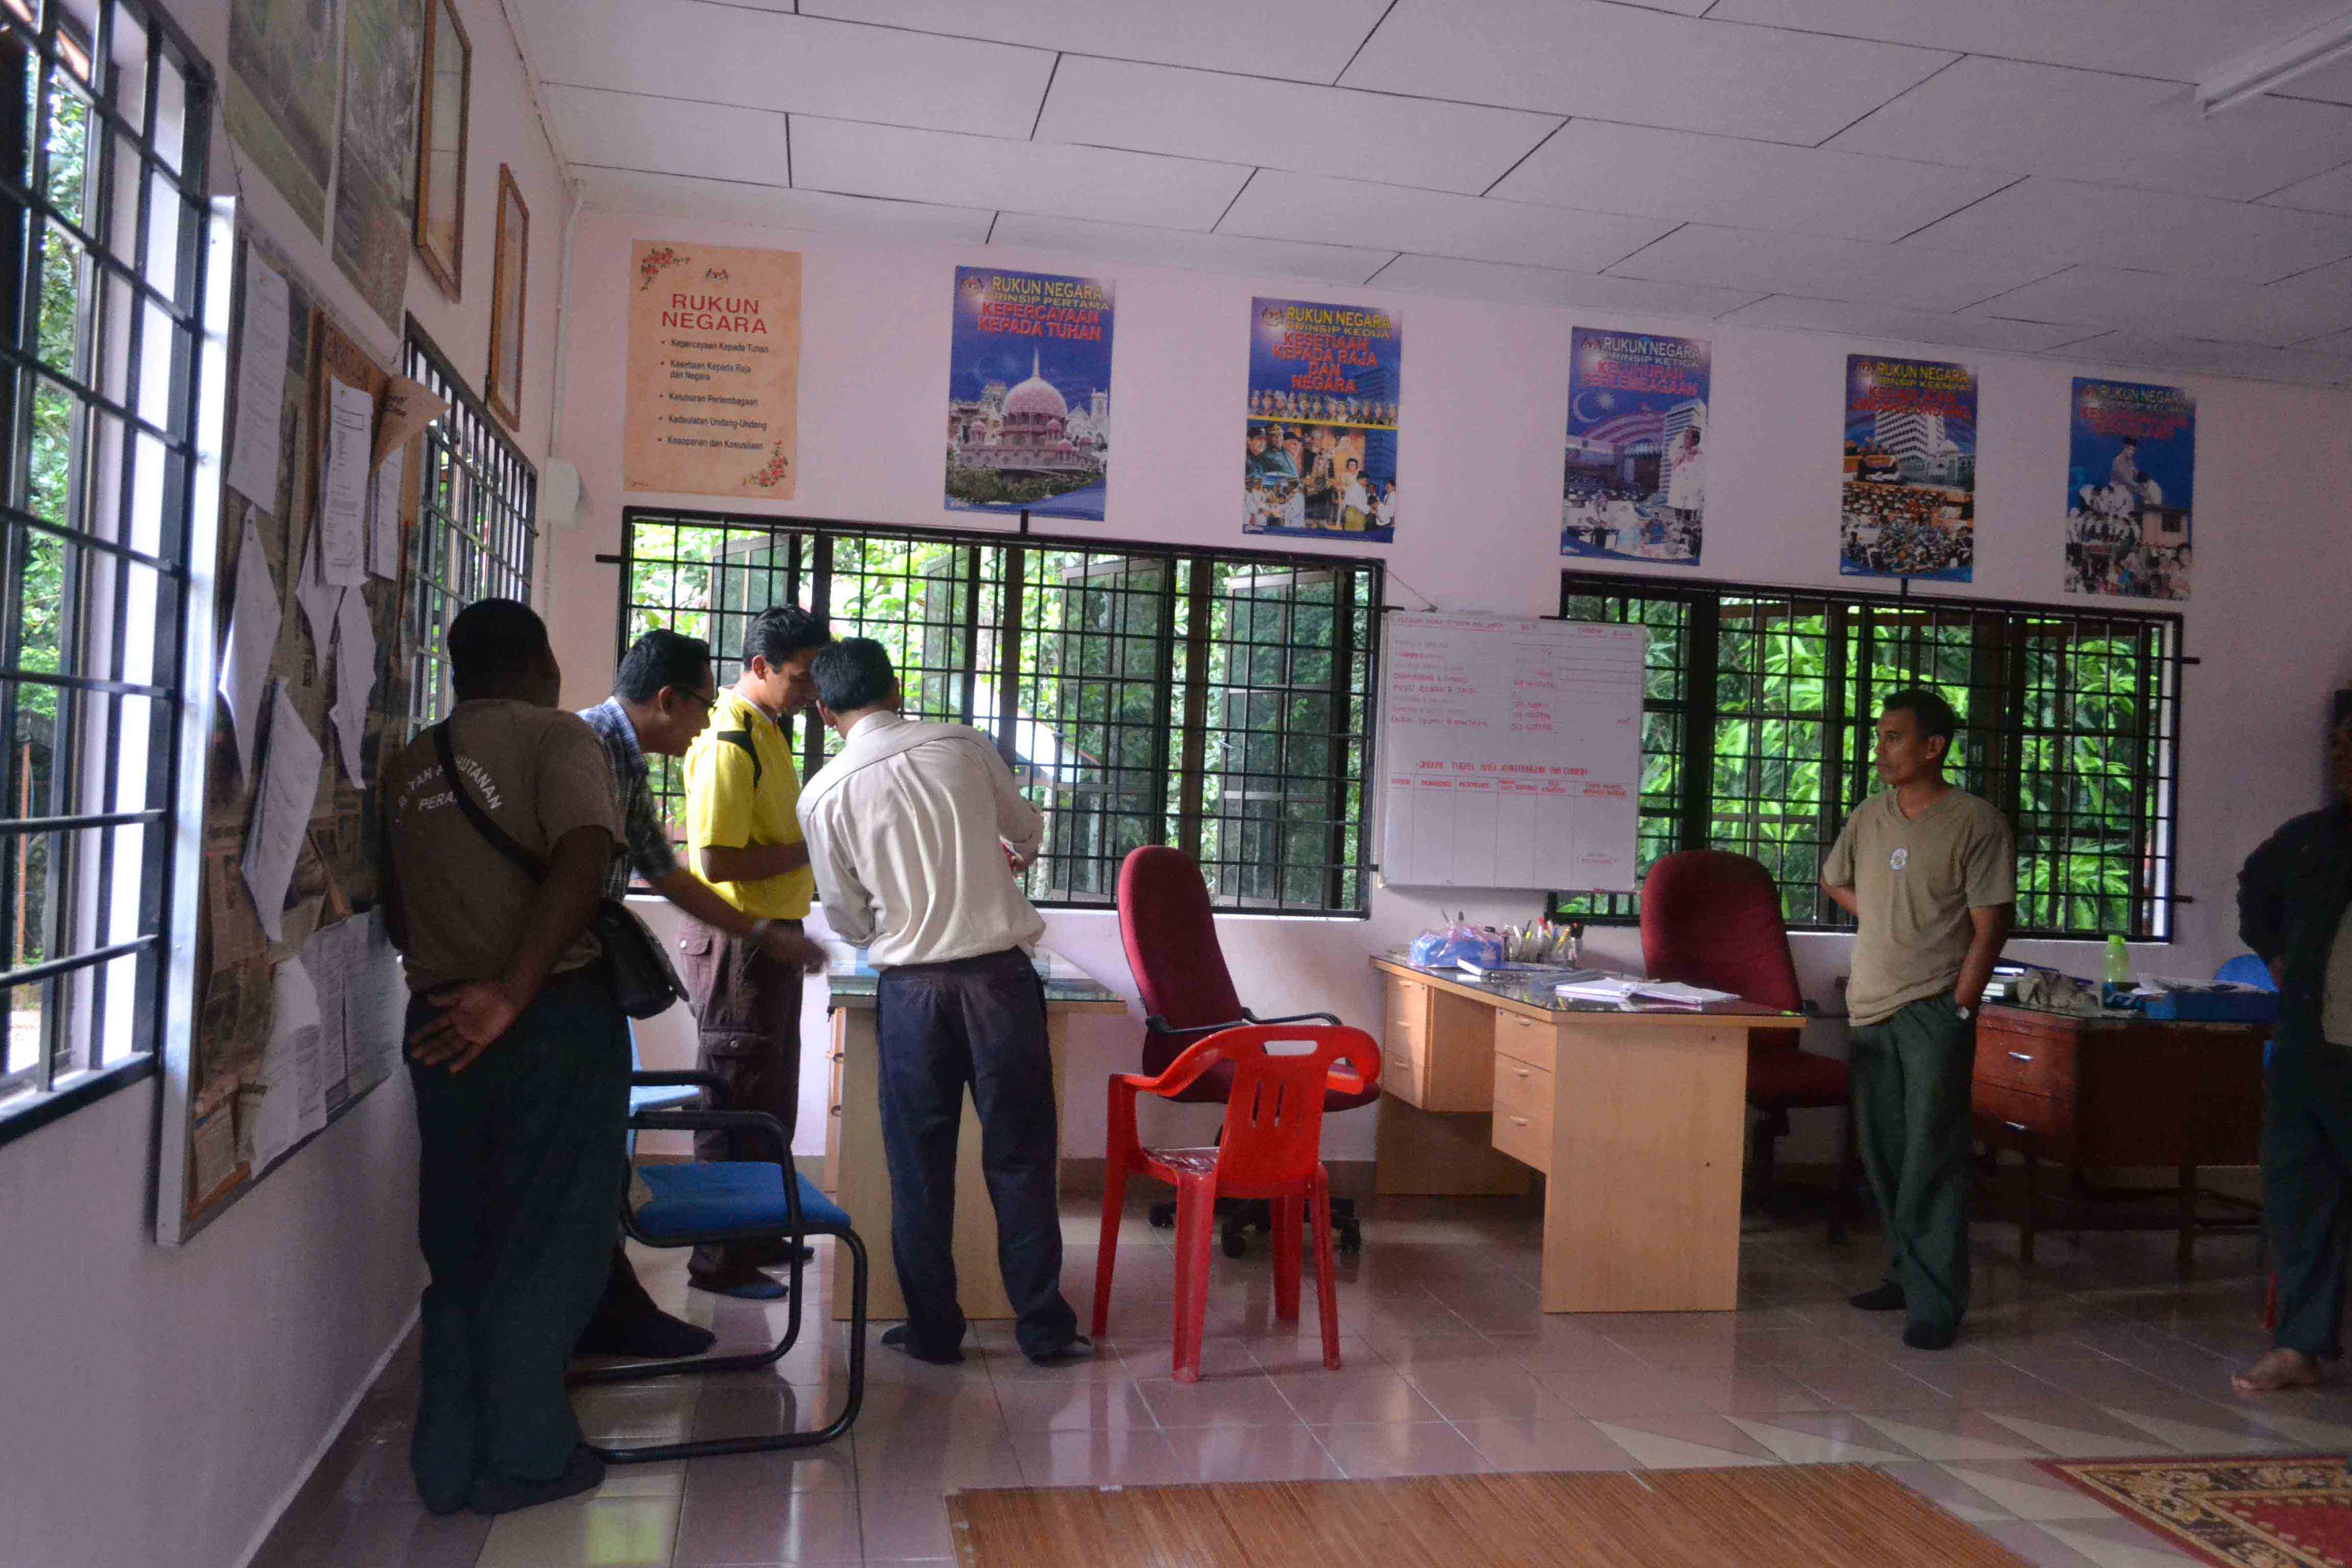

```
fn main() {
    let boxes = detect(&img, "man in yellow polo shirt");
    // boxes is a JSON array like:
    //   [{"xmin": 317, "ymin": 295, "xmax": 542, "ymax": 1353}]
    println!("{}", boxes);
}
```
[{"xmin": 679, "ymin": 604, "xmax": 832, "ymax": 1297}]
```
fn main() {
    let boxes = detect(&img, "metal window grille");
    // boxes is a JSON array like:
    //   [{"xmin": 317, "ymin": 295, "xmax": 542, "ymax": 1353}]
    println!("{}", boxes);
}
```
[
  {"xmin": 401, "ymin": 320, "xmax": 534, "ymax": 729},
  {"xmin": 618, "ymin": 509, "xmax": 1382, "ymax": 915},
  {"xmin": 1554, "ymin": 571, "xmax": 2182, "ymax": 941},
  {"xmin": 1, "ymin": 0, "xmax": 212, "ymax": 1108}
]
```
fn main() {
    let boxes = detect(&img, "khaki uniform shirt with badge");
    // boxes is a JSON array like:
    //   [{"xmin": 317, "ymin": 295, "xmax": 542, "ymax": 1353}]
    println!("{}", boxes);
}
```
[{"xmin": 1823, "ymin": 787, "xmax": 2016, "ymax": 1027}]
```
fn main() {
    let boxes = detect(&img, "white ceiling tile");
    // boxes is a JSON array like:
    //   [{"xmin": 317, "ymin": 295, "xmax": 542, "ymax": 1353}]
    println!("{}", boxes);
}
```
[
  {"xmin": 1705, "ymin": 0, "xmax": 2345, "ymax": 82},
  {"xmin": 545, "ymin": 86, "xmax": 789, "ymax": 188},
  {"xmin": 1337, "ymin": 0, "xmax": 1952, "ymax": 146},
  {"xmin": 1904, "ymin": 177, "xmax": 2352, "ymax": 284},
  {"xmin": 791, "ymin": 117, "xmax": 1250, "ymax": 230},
  {"xmin": 1720, "ymin": 295, "xmax": 2090, "ymax": 353},
  {"xmin": 1371, "ymin": 253, "xmax": 1762, "ymax": 317},
  {"xmin": 1826, "ymin": 56, "xmax": 2352, "ymax": 202},
  {"xmin": 2292, "ymin": 324, "xmax": 2352, "ymax": 356},
  {"xmin": 1604, "ymin": 225, "xmax": 2053, "ymax": 312},
  {"xmin": 573, "ymin": 167, "xmax": 996, "ymax": 243},
  {"xmin": 2054, "ymin": 330, "xmax": 2352, "ymax": 386},
  {"xmin": 1967, "ymin": 266, "xmax": 2347, "ymax": 345},
  {"xmin": 1033, "ymin": 57, "xmax": 1558, "ymax": 195},
  {"xmin": 799, "ymin": 0, "xmax": 1392, "ymax": 82},
  {"xmin": 2262, "ymin": 161, "xmax": 2352, "ymax": 215},
  {"xmin": 988, "ymin": 213, "xmax": 1393, "ymax": 286},
  {"xmin": 1220, "ymin": 170, "xmax": 1672, "ymax": 271},
  {"xmin": 516, "ymin": 0, "xmax": 1054, "ymax": 138},
  {"xmin": 1488, "ymin": 119, "xmax": 2013, "ymax": 243},
  {"xmin": 2268, "ymin": 53, "xmax": 2352, "ymax": 107}
]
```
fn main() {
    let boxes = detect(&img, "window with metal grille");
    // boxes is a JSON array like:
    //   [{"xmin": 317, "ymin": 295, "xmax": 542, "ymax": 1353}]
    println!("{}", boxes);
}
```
[
  {"xmin": 401, "ymin": 320, "xmax": 534, "ymax": 729},
  {"xmin": 618, "ymin": 510, "xmax": 1382, "ymax": 914},
  {"xmin": 1553, "ymin": 572, "xmax": 2180, "ymax": 941},
  {"xmin": 2, "ymin": 0, "xmax": 213, "ymax": 1125}
]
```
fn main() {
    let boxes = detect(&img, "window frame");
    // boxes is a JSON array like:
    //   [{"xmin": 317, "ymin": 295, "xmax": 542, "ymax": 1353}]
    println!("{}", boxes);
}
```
[
  {"xmin": 1552, "ymin": 570, "xmax": 2185, "ymax": 943},
  {"xmin": 0, "ymin": 0, "xmax": 218, "ymax": 1139},
  {"xmin": 616, "ymin": 508, "xmax": 1385, "ymax": 917},
  {"xmin": 400, "ymin": 316, "xmax": 535, "ymax": 731}
]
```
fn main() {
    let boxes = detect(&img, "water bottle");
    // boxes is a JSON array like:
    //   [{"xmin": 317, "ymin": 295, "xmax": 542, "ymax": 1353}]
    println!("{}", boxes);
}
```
[{"xmin": 2102, "ymin": 935, "xmax": 2133, "ymax": 1009}]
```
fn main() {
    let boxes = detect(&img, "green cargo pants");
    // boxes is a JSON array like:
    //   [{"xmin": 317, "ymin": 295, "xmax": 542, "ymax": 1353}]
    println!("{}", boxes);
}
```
[
  {"xmin": 1850, "ymin": 993, "xmax": 1975, "ymax": 1337},
  {"xmin": 2263, "ymin": 1044, "xmax": 2352, "ymax": 1360}
]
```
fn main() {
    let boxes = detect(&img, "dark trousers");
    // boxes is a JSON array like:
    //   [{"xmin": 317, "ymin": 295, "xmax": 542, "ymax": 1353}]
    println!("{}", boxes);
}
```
[
  {"xmin": 406, "ymin": 971, "xmax": 629, "ymax": 1513},
  {"xmin": 678, "ymin": 918, "xmax": 806, "ymax": 1280},
  {"xmin": 2264, "ymin": 1046, "xmax": 2352, "ymax": 1358},
  {"xmin": 875, "ymin": 947, "xmax": 1079, "ymax": 1359},
  {"xmin": 1851, "ymin": 993, "xmax": 1975, "ymax": 1337}
]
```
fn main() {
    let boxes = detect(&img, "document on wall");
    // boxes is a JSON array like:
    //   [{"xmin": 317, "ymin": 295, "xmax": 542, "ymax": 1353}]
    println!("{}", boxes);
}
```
[
  {"xmin": 344, "ymin": 910, "xmax": 409, "ymax": 1093},
  {"xmin": 327, "ymin": 587, "xmax": 374, "ymax": 784},
  {"xmin": 318, "ymin": 379, "xmax": 373, "ymax": 586},
  {"xmin": 293, "ymin": 523, "xmax": 342, "ymax": 659},
  {"xmin": 239, "ymin": 683, "xmax": 323, "ymax": 945},
  {"xmin": 216, "ymin": 516, "xmax": 282, "ymax": 779},
  {"xmin": 225, "ymin": 255, "xmax": 291, "ymax": 508},
  {"xmin": 1379, "ymin": 614, "xmax": 1645, "ymax": 892},
  {"xmin": 252, "ymin": 952, "xmax": 328, "ymax": 1172},
  {"xmin": 368, "ymin": 446, "xmax": 405, "ymax": 580},
  {"xmin": 300, "ymin": 920, "xmax": 354, "ymax": 1102},
  {"xmin": 374, "ymin": 376, "xmax": 446, "ymax": 469}
]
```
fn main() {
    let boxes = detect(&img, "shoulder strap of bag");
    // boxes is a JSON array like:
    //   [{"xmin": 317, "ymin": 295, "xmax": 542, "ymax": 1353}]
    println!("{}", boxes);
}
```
[
  {"xmin": 433, "ymin": 720, "xmax": 547, "ymax": 884},
  {"xmin": 714, "ymin": 726, "xmax": 763, "ymax": 789}
]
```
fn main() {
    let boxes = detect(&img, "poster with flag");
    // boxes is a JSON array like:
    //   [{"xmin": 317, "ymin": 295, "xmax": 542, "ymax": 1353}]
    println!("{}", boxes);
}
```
[
  {"xmin": 2064, "ymin": 377, "xmax": 2192, "ymax": 601},
  {"xmin": 1840, "ymin": 354, "xmax": 1977, "ymax": 582},
  {"xmin": 1561, "ymin": 327, "xmax": 1710, "ymax": 565},
  {"xmin": 945, "ymin": 266, "xmax": 1114, "ymax": 521}
]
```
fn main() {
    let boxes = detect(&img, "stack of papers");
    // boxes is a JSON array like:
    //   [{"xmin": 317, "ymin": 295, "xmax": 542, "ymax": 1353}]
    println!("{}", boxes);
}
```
[
  {"xmin": 1554, "ymin": 976, "xmax": 1741, "ymax": 1009},
  {"xmin": 1459, "ymin": 959, "xmax": 1600, "ymax": 982}
]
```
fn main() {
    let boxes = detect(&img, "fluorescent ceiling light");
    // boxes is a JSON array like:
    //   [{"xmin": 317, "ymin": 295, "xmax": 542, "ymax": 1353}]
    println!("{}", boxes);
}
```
[{"xmin": 2199, "ymin": 9, "xmax": 2352, "ymax": 115}]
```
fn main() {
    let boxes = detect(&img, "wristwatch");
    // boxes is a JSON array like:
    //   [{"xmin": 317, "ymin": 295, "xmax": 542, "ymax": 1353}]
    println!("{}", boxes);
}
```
[
  {"xmin": 1953, "ymin": 1002, "xmax": 1974, "ymax": 1021},
  {"xmin": 748, "ymin": 917, "xmax": 774, "ymax": 941}
]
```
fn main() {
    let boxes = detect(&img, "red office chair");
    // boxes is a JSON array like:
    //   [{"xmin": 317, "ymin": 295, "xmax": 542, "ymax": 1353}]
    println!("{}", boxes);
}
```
[
  {"xmin": 1640, "ymin": 849, "xmax": 1857, "ymax": 1240},
  {"xmin": 1116, "ymin": 846, "xmax": 1376, "ymax": 1254},
  {"xmin": 1094, "ymin": 1024, "xmax": 1380, "ymax": 1381}
]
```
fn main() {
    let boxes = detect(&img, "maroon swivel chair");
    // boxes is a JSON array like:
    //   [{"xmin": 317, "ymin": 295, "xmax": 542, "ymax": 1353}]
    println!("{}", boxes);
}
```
[
  {"xmin": 1640, "ymin": 849, "xmax": 1857, "ymax": 1239},
  {"xmin": 1116, "ymin": 846, "xmax": 1376, "ymax": 1254}
]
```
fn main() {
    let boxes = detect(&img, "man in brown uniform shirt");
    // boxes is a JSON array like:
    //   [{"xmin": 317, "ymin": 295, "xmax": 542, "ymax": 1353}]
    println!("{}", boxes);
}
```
[{"xmin": 1822, "ymin": 688, "xmax": 2014, "ymax": 1351}]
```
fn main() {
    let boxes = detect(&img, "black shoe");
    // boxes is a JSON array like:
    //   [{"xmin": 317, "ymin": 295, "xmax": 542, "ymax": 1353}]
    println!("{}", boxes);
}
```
[
  {"xmin": 1849, "ymin": 1282, "xmax": 1907, "ymax": 1312},
  {"xmin": 1903, "ymin": 1323, "xmax": 1958, "ymax": 1351},
  {"xmin": 743, "ymin": 1238, "xmax": 818, "ymax": 1268},
  {"xmin": 881, "ymin": 1324, "xmax": 965, "ymax": 1365},
  {"xmin": 574, "ymin": 1308, "xmax": 717, "ymax": 1360},
  {"xmin": 689, "ymin": 1267, "xmax": 787, "ymax": 1301},
  {"xmin": 1025, "ymin": 1334, "xmax": 1095, "ymax": 1369},
  {"xmin": 471, "ymin": 1445, "xmax": 604, "ymax": 1516}
]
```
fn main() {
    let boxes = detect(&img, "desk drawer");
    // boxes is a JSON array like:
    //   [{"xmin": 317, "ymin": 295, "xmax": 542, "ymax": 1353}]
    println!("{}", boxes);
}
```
[
  {"xmin": 1494, "ymin": 1009, "xmax": 1556, "ymax": 1074},
  {"xmin": 1490, "ymin": 1055, "xmax": 1554, "ymax": 1174},
  {"xmin": 1974, "ymin": 1025, "xmax": 2075, "ymax": 1099},
  {"xmin": 1381, "ymin": 1041, "xmax": 1426, "ymax": 1106},
  {"xmin": 1973, "ymin": 1078, "xmax": 2072, "ymax": 1152}
]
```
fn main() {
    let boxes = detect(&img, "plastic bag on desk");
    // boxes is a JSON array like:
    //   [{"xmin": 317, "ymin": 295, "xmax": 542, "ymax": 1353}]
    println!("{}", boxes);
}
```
[{"xmin": 1409, "ymin": 922, "xmax": 1504, "ymax": 970}]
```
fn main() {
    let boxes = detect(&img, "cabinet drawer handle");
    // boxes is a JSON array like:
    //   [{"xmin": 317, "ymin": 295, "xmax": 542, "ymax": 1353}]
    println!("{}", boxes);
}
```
[
  {"xmin": 829, "ymin": 1104, "xmax": 843, "ymax": 1117},
  {"xmin": 1510, "ymin": 1115, "xmax": 1529, "ymax": 1127},
  {"xmin": 2007, "ymin": 1051, "xmax": 2033, "ymax": 1063},
  {"xmin": 2002, "ymin": 1120, "xmax": 2029, "ymax": 1134},
  {"xmin": 1513, "ymin": 1065, "xmax": 1531, "ymax": 1077}
]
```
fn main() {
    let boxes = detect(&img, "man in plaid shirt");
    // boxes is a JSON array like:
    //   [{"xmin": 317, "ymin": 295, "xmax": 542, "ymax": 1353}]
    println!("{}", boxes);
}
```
[{"xmin": 572, "ymin": 629, "xmax": 825, "ymax": 1357}]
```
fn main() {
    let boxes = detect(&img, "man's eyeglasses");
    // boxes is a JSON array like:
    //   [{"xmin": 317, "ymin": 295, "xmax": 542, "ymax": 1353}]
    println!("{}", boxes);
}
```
[{"xmin": 675, "ymin": 688, "xmax": 718, "ymax": 715}]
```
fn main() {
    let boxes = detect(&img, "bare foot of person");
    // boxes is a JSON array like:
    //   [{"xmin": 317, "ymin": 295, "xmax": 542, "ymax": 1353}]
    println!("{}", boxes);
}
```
[{"xmin": 2233, "ymin": 1348, "xmax": 2323, "ymax": 1394}]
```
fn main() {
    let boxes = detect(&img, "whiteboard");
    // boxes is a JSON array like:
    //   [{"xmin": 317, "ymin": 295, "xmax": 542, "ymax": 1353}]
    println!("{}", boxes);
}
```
[{"xmin": 1379, "ymin": 614, "xmax": 1645, "ymax": 891}]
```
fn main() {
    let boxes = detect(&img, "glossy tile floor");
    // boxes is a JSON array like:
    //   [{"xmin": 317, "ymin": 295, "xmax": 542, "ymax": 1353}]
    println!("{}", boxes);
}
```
[{"xmin": 254, "ymin": 1191, "xmax": 2352, "ymax": 1568}]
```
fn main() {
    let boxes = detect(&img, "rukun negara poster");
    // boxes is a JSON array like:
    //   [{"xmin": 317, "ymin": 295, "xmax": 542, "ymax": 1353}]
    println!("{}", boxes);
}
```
[
  {"xmin": 946, "ymin": 266, "xmax": 1113, "ymax": 521},
  {"xmin": 1245, "ymin": 297, "xmax": 1401, "ymax": 543},
  {"xmin": 1561, "ymin": 327, "xmax": 1709, "ymax": 566}
]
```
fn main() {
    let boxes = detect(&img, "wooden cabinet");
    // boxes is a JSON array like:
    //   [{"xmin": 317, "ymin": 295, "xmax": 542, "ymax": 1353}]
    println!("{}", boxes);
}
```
[
  {"xmin": 1381, "ymin": 974, "xmax": 1499, "ymax": 1113},
  {"xmin": 1490, "ymin": 1052, "xmax": 1554, "ymax": 1173}
]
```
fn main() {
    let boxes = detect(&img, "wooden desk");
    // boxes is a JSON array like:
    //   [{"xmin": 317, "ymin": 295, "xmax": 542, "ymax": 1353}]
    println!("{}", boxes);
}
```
[
  {"xmin": 822, "ymin": 949, "xmax": 1128, "ymax": 1321},
  {"xmin": 1371, "ymin": 958, "xmax": 1797, "ymax": 1313},
  {"xmin": 1971, "ymin": 1003, "xmax": 2266, "ymax": 1277}
]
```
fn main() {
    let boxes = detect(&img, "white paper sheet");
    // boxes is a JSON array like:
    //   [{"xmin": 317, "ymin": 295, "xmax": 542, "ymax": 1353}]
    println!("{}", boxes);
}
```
[
  {"xmin": 239, "ymin": 683, "xmax": 322, "ymax": 945},
  {"xmin": 300, "ymin": 920, "xmax": 354, "ymax": 1098},
  {"xmin": 374, "ymin": 376, "xmax": 446, "ymax": 470},
  {"xmin": 369, "ymin": 446, "xmax": 405, "ymax": 580},
  {"xmin": 319, "ymin": 379, "xmax": 373, "ymax": 587},
  {"xmin": 225, "ymin": 255, "xmax": 291, "ymax": 508},
  {"xmin": 252, "ymin": 952, "xmax": 327, "ymax": 1171},
  {"xmin": 215, "ymin": 517, "xmax": 281, "ymax": 779},
  {"xmin": 328, "ymin": 588, "xmax": 374, "ymax": 785},
  {"xmin": 293, "ymin": 521, "xmax": 342, "ymax": 659},
  {"xmin": 345, "ymin": 910, "xmax": 410, "ymax": 1091}
]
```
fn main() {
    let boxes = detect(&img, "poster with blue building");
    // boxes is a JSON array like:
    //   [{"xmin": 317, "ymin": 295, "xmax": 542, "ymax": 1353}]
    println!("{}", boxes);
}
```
[
  {"xmin": 2064, "ymin": 378, "xmax": 2192, "ymax": 601},
  {"xmin": 1244, "ymin": 297, "xmax": 1401, "ymax": 543},
  {"xmin": 1561, "ymin": 327, "xmax": 1710, "ymax": 565},
  {"xmin": 1840, "ymin": 354, "xmax": 1978, "ymax": 582},
  {"xmin": 946, "ymin": 266, "xmax": 1114, "ymax": 521}
]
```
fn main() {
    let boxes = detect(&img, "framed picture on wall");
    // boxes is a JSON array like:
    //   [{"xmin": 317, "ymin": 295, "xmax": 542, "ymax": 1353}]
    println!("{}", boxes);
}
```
[
  {"xmin": 412, "ymin": 0, "xmax": 470, "ymax": 300},
  {"xmin": 486, "ymin": 165, "xmax": 528, "ymax": 429}
]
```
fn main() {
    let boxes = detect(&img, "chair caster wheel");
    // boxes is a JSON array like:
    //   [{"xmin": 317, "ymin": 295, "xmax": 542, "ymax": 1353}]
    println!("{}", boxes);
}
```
[
  {"xmin": 1337, "ymin": 1223, "xmax": 1362, "ymax": 1255},
  {"xmin": 1221, "ymin": 1227, "xmax": 1248, "ymax": 1259},
  {"xmin": 1148, "ymin": 1202, "xmax": 1176, "ymax": 1229}
]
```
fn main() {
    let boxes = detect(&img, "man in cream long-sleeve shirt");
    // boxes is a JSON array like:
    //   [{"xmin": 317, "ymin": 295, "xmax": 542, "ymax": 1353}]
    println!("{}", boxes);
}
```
[{"xmin": 797, "ymin": 639, "xmax": 1086, "ymax": 1368}]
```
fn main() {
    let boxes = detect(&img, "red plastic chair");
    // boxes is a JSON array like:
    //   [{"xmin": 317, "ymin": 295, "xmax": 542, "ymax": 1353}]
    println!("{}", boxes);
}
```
[
  {"xmin": 1093, "ymin": 1024, "xmax": 1380, "ymax": 1383},
  {"xmin": 1640, "ymin": 849, "xmax": 1858, "ymax": 1238}
]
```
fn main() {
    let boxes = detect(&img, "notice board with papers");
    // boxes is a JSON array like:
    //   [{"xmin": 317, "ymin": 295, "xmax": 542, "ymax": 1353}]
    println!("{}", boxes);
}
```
[{"xmin": 1378, "ymin": 612, "xmax": 1645, "ymax": 892}]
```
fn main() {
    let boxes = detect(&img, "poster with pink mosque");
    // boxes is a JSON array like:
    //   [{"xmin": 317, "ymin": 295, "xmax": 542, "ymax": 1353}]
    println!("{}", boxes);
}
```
[{"xmin": 946, "ymin": 266, "xmax": 1114, "ymax": 521}]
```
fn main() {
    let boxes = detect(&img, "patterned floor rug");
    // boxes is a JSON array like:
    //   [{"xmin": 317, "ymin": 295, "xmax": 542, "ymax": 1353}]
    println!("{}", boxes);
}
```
[{"xmin": 2040, "ymin": 1455, "xmax": 2352, "ymax": 1567}]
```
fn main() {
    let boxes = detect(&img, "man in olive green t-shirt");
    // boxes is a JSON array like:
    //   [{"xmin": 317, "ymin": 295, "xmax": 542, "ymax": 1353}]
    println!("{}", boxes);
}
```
[{"xmin": 1822, "ymin": 688, "xmax": 2015, "ymax": 1351}]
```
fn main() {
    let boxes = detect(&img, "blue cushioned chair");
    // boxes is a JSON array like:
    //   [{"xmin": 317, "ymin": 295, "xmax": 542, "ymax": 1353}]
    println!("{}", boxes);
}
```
[{"xmin": 568, "ymin": 1068, "xmax": 868, "ymax": 1462}]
